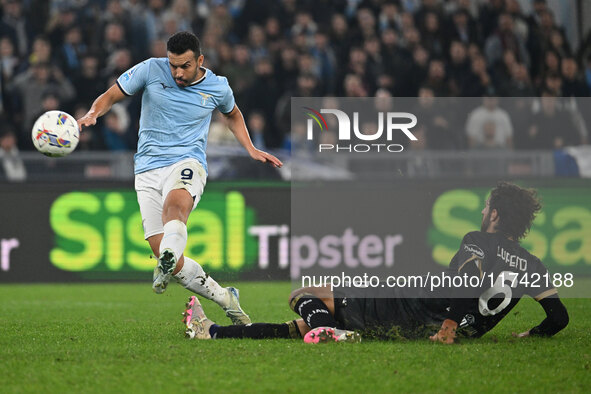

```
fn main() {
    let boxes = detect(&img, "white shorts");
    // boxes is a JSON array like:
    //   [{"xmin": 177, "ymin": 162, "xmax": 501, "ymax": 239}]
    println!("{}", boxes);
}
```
[{"xmin": 135, "ymin": 158, "xmax": 207, "ymax": 239}]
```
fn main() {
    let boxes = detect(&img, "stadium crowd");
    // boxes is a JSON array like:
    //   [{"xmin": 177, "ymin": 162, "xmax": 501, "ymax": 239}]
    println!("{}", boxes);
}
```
[{"xmin": 1, "ymin": 0, "xmax": 591, "ymax": 155}]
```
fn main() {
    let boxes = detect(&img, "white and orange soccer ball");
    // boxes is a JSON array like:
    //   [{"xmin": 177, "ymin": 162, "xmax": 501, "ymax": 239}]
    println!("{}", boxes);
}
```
[{"xmin": 31, "ymin": 110, "xmax": 79, "ymax": 157}]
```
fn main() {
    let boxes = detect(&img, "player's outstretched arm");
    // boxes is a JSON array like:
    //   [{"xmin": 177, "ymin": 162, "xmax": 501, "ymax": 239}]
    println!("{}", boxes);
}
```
[
  {"xmin": 77, "ymin": 84, "xmax": 127, "ymax": 131},
  {"xmin": 223, "ymin": 105, "xmax": 283, "ymax": 168},
  {"xmin": 513, "ymin": 296, "xmax": 569, "ymax": 338}
]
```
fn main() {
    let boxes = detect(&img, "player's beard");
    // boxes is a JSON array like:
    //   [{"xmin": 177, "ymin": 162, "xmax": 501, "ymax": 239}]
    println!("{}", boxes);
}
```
[
  {"xmin": 175, "ymin": 68, "xmax": 199, "ymax": 87},
  {"xmin": 481, "ymin": 211, "xmax": 491, "ymax": 232}
]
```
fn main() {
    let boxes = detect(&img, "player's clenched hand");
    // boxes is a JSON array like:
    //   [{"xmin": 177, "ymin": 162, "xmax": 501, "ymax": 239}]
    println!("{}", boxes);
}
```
[
  {"xmin": 77, "ymin": 115, "xmax": 97, "ymax": 131},
  {"xmin": 429, "ymin": 319, "xmax": 458, "ymax": 344},
  {"xmin": 249, "ymin": 148, "xmax": 283, "ymax": 168}
]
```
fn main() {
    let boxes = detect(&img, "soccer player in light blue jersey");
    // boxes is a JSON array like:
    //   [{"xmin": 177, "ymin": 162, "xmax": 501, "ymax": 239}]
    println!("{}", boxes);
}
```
[{"xmin": 77, "ymin": 31, "xmax": 282, "ymax": 325}]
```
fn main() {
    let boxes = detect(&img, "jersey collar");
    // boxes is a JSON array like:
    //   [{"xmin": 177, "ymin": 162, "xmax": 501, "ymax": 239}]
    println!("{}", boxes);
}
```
[{"xmin": 189, "ymin": 67, "xmax": 207, "ymax": 86}]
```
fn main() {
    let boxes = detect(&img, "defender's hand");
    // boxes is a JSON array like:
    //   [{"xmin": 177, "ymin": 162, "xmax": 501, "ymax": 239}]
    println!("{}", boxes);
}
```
[
  {"xmin": 429, "ymin": 319, "xmax": 458, "ymax": 344},
  {"xmin": 249, "ymin": 148, "xmax": 283, "ymax": 168},
  {"xmin": 77, "ymin": 115, "xmax": 97, "ymax": 131}
]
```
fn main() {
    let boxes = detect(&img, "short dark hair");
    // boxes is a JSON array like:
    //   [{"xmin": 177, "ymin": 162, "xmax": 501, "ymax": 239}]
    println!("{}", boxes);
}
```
[
  {"xmin": 489, "ymin": 182, "xmax": 542, "ymax": 240},
  {"xmin": 167, "ymin": 31, "xmax": 201, "ymax": 57}
]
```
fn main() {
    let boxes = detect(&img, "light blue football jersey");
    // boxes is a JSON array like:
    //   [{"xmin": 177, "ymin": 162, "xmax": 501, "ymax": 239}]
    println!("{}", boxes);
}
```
[{"xmin": 116, "ymin": 58, "xmax": 235, "ymax": 175}]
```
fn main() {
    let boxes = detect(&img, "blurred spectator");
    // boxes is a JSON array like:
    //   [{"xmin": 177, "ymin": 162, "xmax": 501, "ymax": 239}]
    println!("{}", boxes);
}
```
[
  {"xmin": 416, "ymin": 85, "xmax": 459, "ymax": 149},
  {"xmin": 352, "ymin": 8, "xmax": 375, "ymax": 44},
  {"xmin": 144, "ymin": 0, "xmax": 167, "ymax": 45},
  {"xmin": 485, "ymin": 13, "xmax": 529, "ymax": 69},
  {"xmin": 527, "ymin": 92, "xmax": 580, "ymax": 149},
  {"xmin": 74, "ymin": 104, "xmax": 104, "ymax": 151},
  {"xmin": 542, "ymin": 72, "xmax": 562, "ymax": 96},
  {"xmin": 419, "ymin": 12, "xmax": 445, "ymax": 58},
  {"xmin": 26, "ymin": 35, "xmax": 53, "ymax": 68},
  {"xmin": 208, "ymin": 111, "xmax": 236, "ymax": 147},
  {"xmin": 447, "ymin": 41, "xmax": 470, "ymax": 95},
  {"xmin": 0, "ymin": 126, "xmax": 26, "ymax": 181},
  {"xmin": 275, "ymin": 45, "xmax": 298, "ymax": 93},
  {"xmin": 103, "ymin": 48, "xmax": 133, "ymax": 78},
  {"xmin": 448, "ymin": 9, "xmax": 480, "ymax": 47},
  {"xmin": 247, "ymin": 111, "xmax": 267, "ymax": 150},
  {"xmin": 202, "ymin": 2, "xmax": 233, "ymax": 40},
  {"xmin": 47, "ymin": 3, "xmax": 79, "ymax": 49},
  {"xmin": 330, "ymin": 13, "xmax": 351, "ymax": 66},
  {"xmin": 9, "ymin": 62, "xmax": 75, "ymax": 146},
  {"xmin": 311, "ymin": 31, "xmax": 337, "ymax": 94},
  {"xmin": 100, "ymin": 22, "xmax": 127, "ymax": 61},
  {"xmin": 461, "ymin": 55, "xmax": 492, "ymax": 97},
  {"xmin": 0, "ymin": 0, "xmax": 32, "ymax": 58},
  {"xmin": 101, "ymin": 103, "xmax": 132, "ymax": 150},
  {"xmin": 0, "ymin": 36, "xmax": 19, "ymax": 80},
  {"xmin": 56, "ymin": 26, "xmax": 87, "ymax": 75},
  {"xmin": 248, "ymin": 24, "xmax": 268, "ymax": 63},
  {"xmin": 73, "ymin": 54, "xmax": 105, "ymax": 107},
  {"xmin": 561, "ymin": 57, "xmax": 589, "ymax": 97},
  {"xmin": 245, "ymin": 57, "xmax": 280, "ymax": 146},
  {"xmin": 500, "ymin": 63, "xmax": 536, "ymax": 96},
  {"xmin": 165, "ymin": 0, "xmax": 192, "ymax": 33},
  {"xmin": 149, "ymin": 38, "xmax": 167, "ymax": 59},
  {"xmin": 465, "ymin": 96, "xmax": 513, "ymax": 149},
  {"xmin": 221, "ymin": 44, "xmax": 254, "ymax": 105},
  {"xmin": 378, "ymin": 1, "xmax": 401, "ymax": 32},
  {"xmin": 275, "ymin": 73, "xmax": 320, "ymax": 142},
  {"xmin": 33, "ymin": 91, "xmax": 61, "ymax": 119},
  {"xmin": 424, "ymin": 59, "xmax": 448, "ymax": 96}
]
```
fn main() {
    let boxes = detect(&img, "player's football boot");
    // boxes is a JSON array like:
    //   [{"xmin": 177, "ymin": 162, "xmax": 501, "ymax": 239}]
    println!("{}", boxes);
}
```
[
  {"xmin": 223, "ymin": 287, "xmax": 252, "ymax": 325},
  {"xmin": 303, "ymin": 327, "xmax": 361, "ymax": 344},
  {"xmin": 152, "ymin": 249, "xmax": 176, "ymax": 294},
  {"xmin": 183, "ymin": 296, "xmax": 214, "ymax": 339}
]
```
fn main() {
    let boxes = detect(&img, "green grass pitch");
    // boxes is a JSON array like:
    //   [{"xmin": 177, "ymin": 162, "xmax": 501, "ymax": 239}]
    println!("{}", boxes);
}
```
[{"xmin": 1, "ymin": 282, "xmax": 589, "ymax": 393}]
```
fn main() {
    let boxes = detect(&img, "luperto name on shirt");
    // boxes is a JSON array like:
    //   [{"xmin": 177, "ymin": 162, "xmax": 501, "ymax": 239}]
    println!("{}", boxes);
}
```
[{"xmin": 497, "ymin": 246, "xmax": 527, "ymax": 271}]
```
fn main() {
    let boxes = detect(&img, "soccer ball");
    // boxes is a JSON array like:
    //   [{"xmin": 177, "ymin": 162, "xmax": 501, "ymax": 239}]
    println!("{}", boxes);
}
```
[{"xmin": 31, "ymin": 110, "xmax": 79, "ymax": 157}]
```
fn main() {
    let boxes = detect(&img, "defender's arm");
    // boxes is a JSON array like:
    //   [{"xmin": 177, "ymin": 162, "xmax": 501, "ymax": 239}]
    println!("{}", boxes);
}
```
[{"xmin": 514, "ymin": 296, "xmax": 568, "ymax": 338}]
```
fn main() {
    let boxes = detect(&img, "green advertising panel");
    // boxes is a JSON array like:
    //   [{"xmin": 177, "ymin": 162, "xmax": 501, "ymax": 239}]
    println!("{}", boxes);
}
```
[
  {"xmin": 49, "ymin": 190, "xmax": 258, "ymax": 275},
  {"xmin": 429, "ymin": 186, "xmax": 591, "ymax": 273},
  {"xmin": 1, "ymin": 180, "xmax": 589, "ymax": 284}
]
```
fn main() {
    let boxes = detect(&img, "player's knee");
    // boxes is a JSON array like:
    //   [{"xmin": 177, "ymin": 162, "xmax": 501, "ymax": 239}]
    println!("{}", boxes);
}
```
[
  {"xmin": 163, "ymin": 189, "xmax": 193, "ymax": 219},
  {"xmin": 289, "ymin": 287, "xmax": 323, "ymax": 311},
  {"xmin": 288, "ymin": 288, "xmax": 302, "ymax": 310}
]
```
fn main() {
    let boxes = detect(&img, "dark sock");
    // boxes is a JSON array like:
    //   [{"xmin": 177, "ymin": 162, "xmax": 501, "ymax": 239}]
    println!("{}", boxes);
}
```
[
  {"xmin": 291, "ymin": 293, "xmax": 338, "ymax": 329},
  {"xmin": 209, "ymin": 320, "xmax": 301, "ymax": 339}
]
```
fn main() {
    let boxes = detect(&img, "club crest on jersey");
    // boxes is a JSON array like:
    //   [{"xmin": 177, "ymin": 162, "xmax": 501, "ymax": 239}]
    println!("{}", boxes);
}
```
[
  {"xmin": 198, "ymin": 92, "xmax": 212, "ymax": 105},
  {"xmin": 463, "ymin": 244, "xmax": 485, "ymax": 259}
]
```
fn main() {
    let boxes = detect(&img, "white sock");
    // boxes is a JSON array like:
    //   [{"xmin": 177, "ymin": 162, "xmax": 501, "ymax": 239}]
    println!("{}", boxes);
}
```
[
  {"xmin": 174, "ymin": 256, "xmax": 229, "ymax": 307},
  {"xmin": 159, "ymin": 220, "xmax": 187, "ymax": 261}
]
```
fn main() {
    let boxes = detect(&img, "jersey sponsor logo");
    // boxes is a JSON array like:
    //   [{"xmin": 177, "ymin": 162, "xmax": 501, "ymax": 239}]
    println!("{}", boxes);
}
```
[
  {"xmin": 463, "ymin": 243, "xmax": 485, "ymax": 259},
  {"xmin": 198, "ymin": 92, "xmax": 213, "ymax": 105},
  {"xmin": 160, "ymin": 82, "xmax": 173, "ymax": 89}
]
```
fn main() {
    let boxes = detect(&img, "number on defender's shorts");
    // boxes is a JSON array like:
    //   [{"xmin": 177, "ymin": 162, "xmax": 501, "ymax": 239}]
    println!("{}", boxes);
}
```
[
  {"xmin": 478, "ymin": 271, "xmax": 517, "ymax": 316},
  {"xmin": 181, "ymin": 168, "xmax": 193, "ymax": 180}
]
